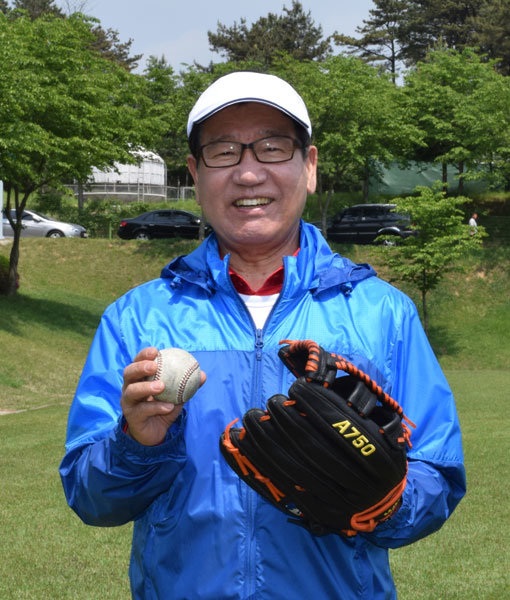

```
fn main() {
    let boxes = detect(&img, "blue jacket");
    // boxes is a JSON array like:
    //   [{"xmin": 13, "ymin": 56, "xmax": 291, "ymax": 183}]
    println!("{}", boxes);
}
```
[{"xmin": 60, "ymin": 222, "xmax": 465, "ymax": 599}]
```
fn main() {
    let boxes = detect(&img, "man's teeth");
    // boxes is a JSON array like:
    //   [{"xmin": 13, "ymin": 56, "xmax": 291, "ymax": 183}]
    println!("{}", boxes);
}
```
[{"xmin": 234, "ymin": 198, "xmax": 272, "ymax": 207}]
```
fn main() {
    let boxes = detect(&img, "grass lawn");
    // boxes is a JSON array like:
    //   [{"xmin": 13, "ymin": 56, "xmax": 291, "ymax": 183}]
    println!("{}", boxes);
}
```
[
  {"xmin": 1, "ymin": 372, "xmax": 507, "ymax": 599},
  {"xmin": 0, "ymin": 405, "xmax": 132, "ymax": 600},
  {"xmin": 391, "ymin": 369, "xmax": 510, "ymax": 599},
  {"xmin": 1, "ymin": 237, "xmax": 509, "ymax": 598}
]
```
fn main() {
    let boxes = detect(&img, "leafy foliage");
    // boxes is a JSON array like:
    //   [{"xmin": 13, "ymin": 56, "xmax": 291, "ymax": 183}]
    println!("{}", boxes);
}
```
[
  {"xmin": 146, "ymin": 5, "xmax": 510, "ymax": 195},
  {"xmin": 376, "ymin": 185, "xmax": 486, "ymax": 332},
  {"xmin": 471, "ymin": 0, "xmax": 510, "ymax": 76},
  {"xmin": 142, "ymin": 57, "xmax": 221, "ymax": 184},
  {"xmin": 0, "ymin": 14, "xmax": 164, "ymax": 189},
  {"xmin": 396, "ymin": 0, "xmax": 485, "ymax": 65},
  {"xmin": 335, "ymin": 0, "xmax": 498, "ymax": 76},
  {"xmin": 0, "ymin": 12, "xmax": 166, "ymax": 294},
  {"xmin": 143, "ymin": 56, "xmax": 179, "ymax": 180},
  {"xmin": 403, "ymin": 47, "xmax": 510, "ymax": 189},
  {"xmin": 207, "ymin": 1, "xmax": 331, "ymax": 67},
  {"xmin": 11, "ymin": 0, "xmax": 62, "ymax": 19},
  {"xmin": 87, "ymin": 22, "xmax": 142, "ymax": 71},
  {"xmin": 2, "ymin": 0, "xmax": 141, "ymax": 69}
]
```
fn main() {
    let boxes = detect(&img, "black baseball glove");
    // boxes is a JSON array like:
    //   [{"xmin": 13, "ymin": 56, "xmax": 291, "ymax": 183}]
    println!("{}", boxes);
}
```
[{"xmin": 220, "ymin": 339, "xmax": 415, "ymax": 536}]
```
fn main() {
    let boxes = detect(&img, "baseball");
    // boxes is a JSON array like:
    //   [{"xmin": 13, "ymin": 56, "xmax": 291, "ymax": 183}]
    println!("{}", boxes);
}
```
[{"xmin": 148, "ymin": 348, "xmax": 201, "ymax": 404}]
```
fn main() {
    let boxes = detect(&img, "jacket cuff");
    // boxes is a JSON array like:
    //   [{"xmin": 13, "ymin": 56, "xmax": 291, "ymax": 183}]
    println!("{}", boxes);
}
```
[{"xmin": 114, "ymin": 411, "xmax": 187, "ymax": 463}]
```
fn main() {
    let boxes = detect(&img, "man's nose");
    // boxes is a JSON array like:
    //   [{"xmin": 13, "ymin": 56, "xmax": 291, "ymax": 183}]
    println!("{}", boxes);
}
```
[{"xmin": 232, "ymin": 148, "xmax": 268, "ymax": 186}]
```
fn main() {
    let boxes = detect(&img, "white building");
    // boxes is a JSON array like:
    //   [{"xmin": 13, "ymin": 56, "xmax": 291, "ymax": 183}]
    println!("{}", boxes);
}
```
[
  {"xmin": 91, "ymin": 150, "xmax": 166, "ymax": 187},
  {"xmin": 71, "ymin": 150, "xmax": 168, "ymax": 201}
]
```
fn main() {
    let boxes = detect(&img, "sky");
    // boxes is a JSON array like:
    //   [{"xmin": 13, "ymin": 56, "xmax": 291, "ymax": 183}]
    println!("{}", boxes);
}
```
[{"xmin": 55, "ymin": 0, "xmax": 376, "ymax": 73}]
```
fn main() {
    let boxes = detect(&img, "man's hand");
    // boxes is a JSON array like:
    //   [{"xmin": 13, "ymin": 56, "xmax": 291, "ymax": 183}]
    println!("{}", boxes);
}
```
[{"xmin": 121, "ymin": 347, "xmax": 205, "ymax": 446}]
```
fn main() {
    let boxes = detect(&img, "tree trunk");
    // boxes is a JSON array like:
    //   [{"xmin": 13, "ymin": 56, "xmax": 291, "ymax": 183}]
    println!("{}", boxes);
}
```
[
  {"xmin": 316, "ymin": 171, "xmax": 324, "ymax": 207},
  {"xmin": 316, "ymin": 188, "xmax": 324, "ymax": 234},
  {"xmin": 391, "ymin": 40, "xmax": 397, "ymax": 86},
  {"xmin": 322, "ymin": 188, "xmax": 333, "ymax": 237},
  {"xmin": 6, "ymin": 231, "xmax": 21, "ymax": 296},
  {"xmin": 77, "ymin": 181, "xmax": 84, "ymax": 213},
  {"xmin": 442, "ymin": 162, "xmax": 448, "ymax": 192},
  {"xmin": 2, "ymin": 187, "xmax": 29, "ymax": 297},
  {"xmin": 422, "ymin": 270, "xmax": 428, "ymax": 335},
  {"xmin": 363, "ymin": 159, "xmax": 370, "ymax": 203},
  {"xmin": 457, "ymin": 162, "xmax": 464, "ymax": 195}
]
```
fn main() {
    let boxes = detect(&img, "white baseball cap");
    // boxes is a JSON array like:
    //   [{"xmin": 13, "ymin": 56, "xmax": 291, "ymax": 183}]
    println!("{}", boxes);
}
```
[{"xmin": 186, "ymin": 71, "xmax": 312, "ymax": 138}]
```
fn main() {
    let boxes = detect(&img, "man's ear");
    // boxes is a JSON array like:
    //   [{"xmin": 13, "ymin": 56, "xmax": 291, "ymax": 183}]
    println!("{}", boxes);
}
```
[
  {"xmin": 186, "ymin": 154, "xmax": 200, "ymax": 205},
  {"xmin": 305, "ymin": 145, "xmax": 318, "ymax": 195}
]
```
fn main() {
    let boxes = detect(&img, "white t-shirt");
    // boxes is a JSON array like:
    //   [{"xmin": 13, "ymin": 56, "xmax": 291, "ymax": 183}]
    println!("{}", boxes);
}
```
[{"xmin": 239, "ymin": 293, "xmax": 279, "ymax": 330}]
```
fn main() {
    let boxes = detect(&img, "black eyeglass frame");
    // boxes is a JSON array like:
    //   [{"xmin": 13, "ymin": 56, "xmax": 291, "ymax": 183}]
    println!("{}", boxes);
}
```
[{"xmin": 198, "ymin": 135, "xmax": 304, "ymax": 168}]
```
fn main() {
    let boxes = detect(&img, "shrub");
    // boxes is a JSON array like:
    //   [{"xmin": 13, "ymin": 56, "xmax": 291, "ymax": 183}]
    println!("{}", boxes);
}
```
[{"xmin": 30, "ymin": 193, "xmax": 204, "ymax": 238}]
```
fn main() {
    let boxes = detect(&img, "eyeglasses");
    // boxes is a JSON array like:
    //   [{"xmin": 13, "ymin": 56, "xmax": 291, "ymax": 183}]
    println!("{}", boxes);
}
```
[{"xmin": 199, "ymin": 136, "xmax": 303, "ymax": 168}]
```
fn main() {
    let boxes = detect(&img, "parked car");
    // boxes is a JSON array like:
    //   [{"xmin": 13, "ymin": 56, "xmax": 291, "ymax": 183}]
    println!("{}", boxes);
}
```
[
  {"xmin": 2, "ymin": 209, "xmax": 87, "ymax": 238},
  {"xmin": 117, "ymin": 209, "xmax": 210, "ymax": 240},
  {"xmin": 308, "ymin": 220, "xmax": 326, "ymax": 234},
  {"xmin": 326, "ymin": 204, "xmax": 416, "ymax": 245}
]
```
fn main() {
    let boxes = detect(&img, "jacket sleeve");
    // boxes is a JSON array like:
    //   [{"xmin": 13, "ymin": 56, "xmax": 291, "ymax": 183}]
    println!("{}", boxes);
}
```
[
  {"xmin": 59, "ymin": 302, "xmax": 187, "ymax": 527},
  {"xmin": 364, "ymin": 299, "xmax": 466, "ymax": 548}
]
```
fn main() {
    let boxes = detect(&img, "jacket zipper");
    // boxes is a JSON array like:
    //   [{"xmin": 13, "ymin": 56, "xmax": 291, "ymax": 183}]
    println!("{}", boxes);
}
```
[
  {"xmin": 224, "ymin": 257, "xmax": 288, "ymax": 598},
  {"xmin": 255, "ymin": 328, "xmax": 264, "ymax": 360},
  {"xmin": 221, "ymin": 262, "xmax": 262, "ymax": 597}
]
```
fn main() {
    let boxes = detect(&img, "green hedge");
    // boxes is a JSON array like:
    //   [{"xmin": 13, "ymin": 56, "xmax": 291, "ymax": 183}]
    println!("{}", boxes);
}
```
[{"xmin": 30, "ymin": 192, "xmax": 202, "ymax": 238}]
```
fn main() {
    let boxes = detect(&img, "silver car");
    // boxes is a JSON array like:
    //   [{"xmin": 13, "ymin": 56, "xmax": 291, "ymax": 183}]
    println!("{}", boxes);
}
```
[{"xmin": 1, "ymin": 209, "xmax": 87, "ymax": 238}]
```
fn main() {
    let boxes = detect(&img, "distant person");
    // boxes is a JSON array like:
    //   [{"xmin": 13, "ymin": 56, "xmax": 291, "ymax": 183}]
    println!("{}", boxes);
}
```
[
  {"xmin": 469, "ymin": 212, "xmax": 478, "ymax": 236},
  {"xmin": 60, "ymin": 71, "xmax": 466, "ymax": 599}
]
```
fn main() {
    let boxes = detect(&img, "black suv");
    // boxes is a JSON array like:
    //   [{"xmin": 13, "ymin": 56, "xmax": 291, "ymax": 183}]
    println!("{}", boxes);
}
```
[{"xmin": 326, "ymin": 204, "xmax": 415, "ymax": 245}]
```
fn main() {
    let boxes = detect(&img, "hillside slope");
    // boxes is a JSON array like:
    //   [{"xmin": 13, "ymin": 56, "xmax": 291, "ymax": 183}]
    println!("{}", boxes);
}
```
[{"xmin": 0, "ymin": 238, "xmax": 508, "ymax": 411}]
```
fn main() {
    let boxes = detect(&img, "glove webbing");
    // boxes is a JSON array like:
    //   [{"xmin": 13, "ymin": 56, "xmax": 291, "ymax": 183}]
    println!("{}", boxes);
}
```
[{"xmin": 280, "ymin": 339, "xmax": 416, "ymax": 448}]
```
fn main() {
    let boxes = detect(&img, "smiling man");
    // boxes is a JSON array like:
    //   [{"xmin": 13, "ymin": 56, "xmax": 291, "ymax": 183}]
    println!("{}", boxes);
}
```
[
  {"xmin": 187, "ymin": 101, "xmax": 316, "ymax": 290},
  {"xmin": 60, "ymin": 72, "xmax": 465, "ymax": 599}
]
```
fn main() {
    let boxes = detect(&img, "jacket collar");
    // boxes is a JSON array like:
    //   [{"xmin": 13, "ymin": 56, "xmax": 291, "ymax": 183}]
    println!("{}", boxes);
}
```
[{"xmin": 160, "ymin": 221, "xmax": 376, "ymax": 297}]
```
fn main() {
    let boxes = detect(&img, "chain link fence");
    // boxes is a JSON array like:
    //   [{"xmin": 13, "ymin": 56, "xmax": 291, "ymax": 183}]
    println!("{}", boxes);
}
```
[{"xmin": 66, "ymin": 183, "xmax": 195, "ymax": 202}]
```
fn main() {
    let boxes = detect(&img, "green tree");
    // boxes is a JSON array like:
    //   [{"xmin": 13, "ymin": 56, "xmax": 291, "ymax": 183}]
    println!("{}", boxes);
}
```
[
  {"xmin": 2, "ymin": 0, "xmax": 141, "ymax": 69},
  {"xmin": 143, "ymin": 56, "xmax": 181, "ymax": 181},
  {"xmin": 207, "ymin": 1, "xmax": 331, "ymax": 67},
  {"xmin": 145, "ymin": 60, "xmax": 218, "ymax": 185},
  {"xmin": 471, "ymin": 0, "xmax": 510, "ymax": 76},
  {"xmin": 334, "ymin": 0, "xmax": 408, "ymax": 84},
  {"xmin": 272, "ymin": 55, "xmax": 422, "ymax": 232},
  {"xmin": 397, "ymin": 0, "xmax": 484, "ymax": 65},
  {"xmin": 11, "ymin": 0, "xmax": 62, "ymax": 18},
  {"xmin": 377, "ymin": 186, "xmax": 485, "ymax": 334},
  {"xmin": 0, "ymin": 13, "xmax": 166, "ymax": 296},
  {"xmin": 403, "ymin": 47, "xmax": 510, "ymax": 191},
  {"xmin": 87, "ymin": 22, "xmax": 142, "ymax": 71}
]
